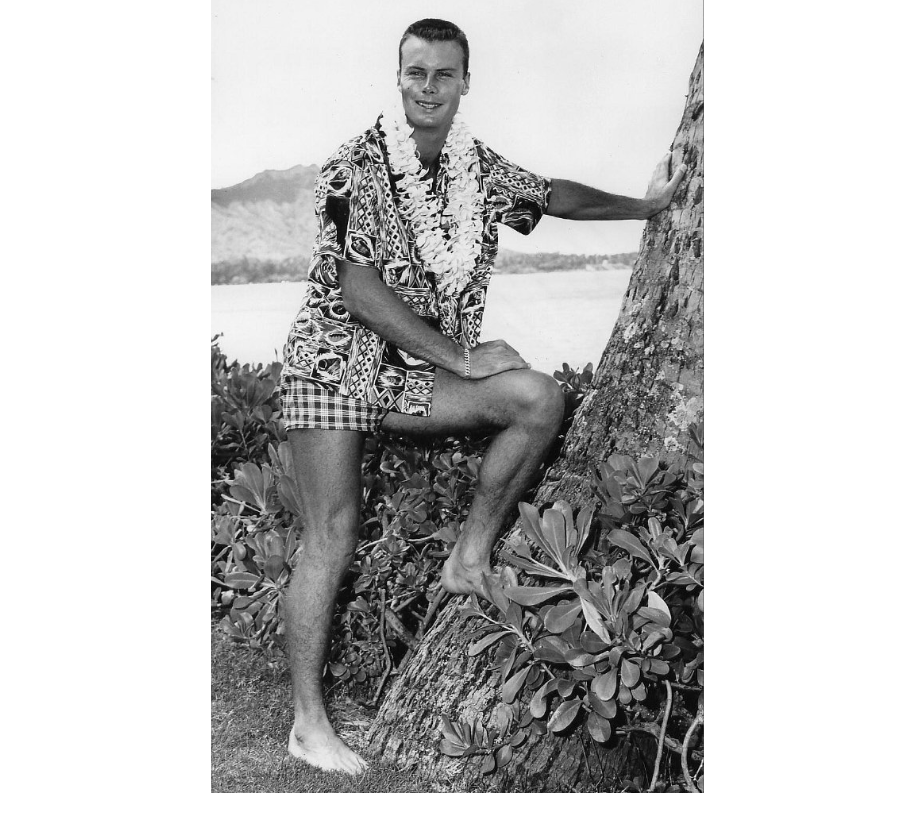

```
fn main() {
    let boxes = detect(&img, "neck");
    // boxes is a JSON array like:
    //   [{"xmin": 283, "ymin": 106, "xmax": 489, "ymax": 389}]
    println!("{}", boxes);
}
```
[{"xmin": 406, "ymin": 118, "xmax": 449, "ymax": 168}]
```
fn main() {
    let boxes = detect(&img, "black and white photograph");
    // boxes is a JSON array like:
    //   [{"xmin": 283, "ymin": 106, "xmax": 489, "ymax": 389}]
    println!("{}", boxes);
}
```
[
  {"xmin": 8, "ymin": 0, "xmax": 913, "ymax": 806},
  {"xmin": 211, "ymin": 0, "xmax": 703, "ymax": 793}
]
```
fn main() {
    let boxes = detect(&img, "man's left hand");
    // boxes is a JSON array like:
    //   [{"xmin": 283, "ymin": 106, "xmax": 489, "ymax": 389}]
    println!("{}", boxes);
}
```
[{"xmin": 643, "ymin": 152, "xmax": 687, "ymax": 217}]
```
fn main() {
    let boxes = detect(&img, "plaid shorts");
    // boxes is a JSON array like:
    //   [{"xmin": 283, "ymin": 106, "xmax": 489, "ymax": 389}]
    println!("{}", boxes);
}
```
[{"xmin": 279, "ymin": 374, "xmax": 387, "ymax": 432}]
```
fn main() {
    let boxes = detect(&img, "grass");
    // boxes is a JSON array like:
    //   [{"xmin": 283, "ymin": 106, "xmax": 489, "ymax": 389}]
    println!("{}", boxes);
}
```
[{"xmin": 211, "ymin": 625, "xmax": 464, "ymax": 793}]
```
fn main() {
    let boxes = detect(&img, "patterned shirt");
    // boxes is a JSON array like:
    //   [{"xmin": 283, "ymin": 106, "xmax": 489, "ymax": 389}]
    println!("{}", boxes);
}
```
[{"xmin": 282, "ymin": 118, "xmax": 551, "ymax": 417}]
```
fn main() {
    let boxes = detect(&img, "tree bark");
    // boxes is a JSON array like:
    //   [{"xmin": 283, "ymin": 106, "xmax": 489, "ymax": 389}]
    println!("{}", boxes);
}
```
[{"xmin": 366, "ymin": 44, "xmax": 704, "ymax": 792}]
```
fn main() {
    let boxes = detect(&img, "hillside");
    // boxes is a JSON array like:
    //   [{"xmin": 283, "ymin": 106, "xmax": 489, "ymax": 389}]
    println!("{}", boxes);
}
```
[
  {"xmin": 211, "ymin": 166, "xmax": 635, "ymax": 285},
  {"xmin": 211, "ymin": 165, "xmax": 318, "ymax": 270}
]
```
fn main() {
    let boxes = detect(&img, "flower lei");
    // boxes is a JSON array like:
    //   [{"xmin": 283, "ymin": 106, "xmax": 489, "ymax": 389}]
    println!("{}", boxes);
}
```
[{"xmin": 379, "ymin": 107, "xmax": 484, "ymax": 297}]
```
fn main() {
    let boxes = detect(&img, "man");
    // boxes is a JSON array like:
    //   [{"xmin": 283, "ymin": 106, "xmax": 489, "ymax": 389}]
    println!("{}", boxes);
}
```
[{"xmin": 280, "ymin": 18, "xmax": 685, "ymax": 774}]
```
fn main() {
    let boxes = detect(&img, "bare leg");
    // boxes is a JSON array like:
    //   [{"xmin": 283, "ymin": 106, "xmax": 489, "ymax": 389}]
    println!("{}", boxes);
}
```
[
  {"xmin": 382, "ymin": 368, "xmax": 565, "ymax": 595},
  {"xmin": 283, "ymin": 428, "xmax": 368, "ymax": 774}
]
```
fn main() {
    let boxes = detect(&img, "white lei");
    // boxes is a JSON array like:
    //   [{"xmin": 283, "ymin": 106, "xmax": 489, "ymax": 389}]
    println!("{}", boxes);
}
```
[{"xmin": 379, "ymin": 107, "xmax": 484, "ymax": 298}]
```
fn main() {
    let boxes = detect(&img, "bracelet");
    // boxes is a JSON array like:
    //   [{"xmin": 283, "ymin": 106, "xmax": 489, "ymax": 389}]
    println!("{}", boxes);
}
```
[{"xmin": 463, "ymin": 347, "xmax": 471, "ymax": 379}]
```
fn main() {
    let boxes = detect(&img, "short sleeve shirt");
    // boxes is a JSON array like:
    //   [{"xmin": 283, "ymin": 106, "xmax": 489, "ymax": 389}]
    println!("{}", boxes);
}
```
[{"xmin": 281, "ymin": 118, "xmax": 551, "ymax": 417}]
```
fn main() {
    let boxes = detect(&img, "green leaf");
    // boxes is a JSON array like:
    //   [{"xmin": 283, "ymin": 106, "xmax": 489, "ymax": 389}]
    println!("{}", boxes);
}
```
[
  {"xmin": 644, "ymin": 658, "xmax": 670, "ymax": 676},
  {"xmin": 529, "ymin": 677, "xmax": 559, "ymax": 719},
  {"xmin": 588, "ymin": 691, "xmax": 617, "ymax": 719},
  {"xmin": 481, "ymin": 754, "xmax": 497, "ymax": 775},
  {"xmin": 637, "ymin": 607, "xmax": 672, "ymax": 627},
  {"xmin": 481, "ymin": 573, "xmax": 511, "ymax": 615},
  {"xmin": 579, "ymin": 597, "xmax": 613, "ymax": 643},
  {"xmin": 518, "ymin": 502, "xmax": 549, "ymax": 549},
  {"xmin": 502, "ymin": 665, "xmax": 532, "ymax": 704},
  {"xmin": 509, "ymin": 729, "xmax": 528, "ymax": 747},
  {"xmin": 533, "ymin": 637, "xmax": 570, "ymax": 663},
  {"xmin": 565, "ymin": 649, "xmax": 597, "ymax": 668},
  {"xmin": 622, "ymin": 583, "xmax": 648, "ymax": 615},
  {"xmin": 223, "ymin": 572, "xmax": 260, "ymax": 590},
  {"xmin": 547, "ymin": 699, "xmax": 582, "ymax": 733},
  {"xmin": 529, "ymin": 686, "xmax": 549, "ymax": 719},
  {"xmin": 502, "ymin": 551, "xmax": 568, "ymax": 581},
  {"xmin": 587, "ymin": 711, "xmax": 613, "ymax": 743},
  {"xmin": 608, "ymin": 529, "xmax": 654, "ymax": 565},
  {"xmin": 647, "ymin": 591, "xmax": 671, "ymax": 619},
  {"xmin": 631, "ymin": 683, "xmax": 648, "ymax": 701},
  {"xmin": 574, "ymin": 505, "xmax": 596, "ymax": 556},
  {"xmin": 494, "ymin": 744, "xmax": 513, "ymax": 768},
  {"xmin": 637, "ymin": 457, "xmax": 660, "ymax": 484},
  {"xmin": 503, "ymin": 584, "xmax": 573, "ymax": 606},
  {"xmin": 620, "ymin": 660, "xmax": 641, "ymax": 688},
  {"xmin": 543, "ymin": 601, "xmax": 582, "ymax": 634},
  {"xmin": 263, "ymin": 555, "xmax": 286, "ymax": 582},
  {"xmin": 469, "ymin": 630, "xmax": 513, "ymax": 657},
  {"xmin": 591, "ymin": 668, "xmax": 618, "ymax": 701},
  {"xmin": 439, "ymin": 739, "xmax": 468, "ymax": 757},
  {"xmin": 440, "ymin": 717, "xmax": 462, "ymax": 744},
  {"xmin": 579, "ymin": 628, "xmax": 611, "ymax": 655},
  {"xmin": 557, "ymin": 679, "xmax": 577, "ymax": 698},
  {"xmin": 540, "ymin": 508, "xmax": 569, "ymax": 565}
]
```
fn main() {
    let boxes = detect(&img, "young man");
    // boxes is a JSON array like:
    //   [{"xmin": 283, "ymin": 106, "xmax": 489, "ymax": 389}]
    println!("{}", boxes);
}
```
[{"xmin": 280, "ymin": 18, "xmax": 685, "ymax": 774}]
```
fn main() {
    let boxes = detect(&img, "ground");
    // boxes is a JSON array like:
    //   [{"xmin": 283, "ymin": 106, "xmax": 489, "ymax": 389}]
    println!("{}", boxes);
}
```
[{"xmin": 211, "ymin": 625, "xmax": 471, "ymax": 793}]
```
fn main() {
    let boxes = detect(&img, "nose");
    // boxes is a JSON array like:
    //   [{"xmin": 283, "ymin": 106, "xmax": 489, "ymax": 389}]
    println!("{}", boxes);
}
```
[{"xmin": 421, "ymin": 77, "xmax": 436, "ymax": 94}]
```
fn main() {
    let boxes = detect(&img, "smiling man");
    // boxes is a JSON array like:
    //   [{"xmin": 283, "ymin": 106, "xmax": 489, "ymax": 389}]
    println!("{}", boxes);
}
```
[{"xmin": 279, "ymin": 18, "xmax": 685, "ymax": 774}]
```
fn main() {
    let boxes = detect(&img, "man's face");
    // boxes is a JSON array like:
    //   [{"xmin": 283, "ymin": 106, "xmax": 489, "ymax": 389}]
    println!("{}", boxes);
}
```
[{"xmin": 397, "ymin": 36, "xmax": 470, "ymax": 133}]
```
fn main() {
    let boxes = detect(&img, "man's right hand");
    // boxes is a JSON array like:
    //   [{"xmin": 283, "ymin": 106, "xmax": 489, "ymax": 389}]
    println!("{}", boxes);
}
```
[{"xmin": 468, "ymin": 339, "xmax": 530, "ymax": 379}]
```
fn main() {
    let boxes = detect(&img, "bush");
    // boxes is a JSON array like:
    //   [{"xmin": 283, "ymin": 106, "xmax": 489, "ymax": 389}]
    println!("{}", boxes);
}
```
[
  {"xmin": 437, "ymin": 432, "xmax": 704, "ymax": 792},
  {"xmin": 210, "ymin": 338, "xmax": 595, "ymax": 701}
]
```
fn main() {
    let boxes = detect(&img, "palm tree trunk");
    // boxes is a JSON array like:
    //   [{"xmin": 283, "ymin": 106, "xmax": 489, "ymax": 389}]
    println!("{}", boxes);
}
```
[{"xmin": 366, "ymin": 44, "xmax": 704, "ymax": 792}]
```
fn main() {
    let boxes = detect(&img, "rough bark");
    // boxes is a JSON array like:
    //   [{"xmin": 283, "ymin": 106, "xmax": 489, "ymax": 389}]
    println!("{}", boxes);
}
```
[{"xmin": 366, "ymin": 44, "xmax": 704, "ymax": 792}]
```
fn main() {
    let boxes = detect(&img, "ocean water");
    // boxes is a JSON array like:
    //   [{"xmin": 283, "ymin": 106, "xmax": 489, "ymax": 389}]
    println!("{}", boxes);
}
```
[{"xmin": 210, "ymin": 268, "xmax": 631, "ymax": 373}]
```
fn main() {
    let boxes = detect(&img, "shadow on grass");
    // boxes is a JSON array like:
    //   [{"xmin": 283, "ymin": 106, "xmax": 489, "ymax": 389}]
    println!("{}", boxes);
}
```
[{"xmin": 211, "ymin": 625, "xmax": 463, "ymax": 793}]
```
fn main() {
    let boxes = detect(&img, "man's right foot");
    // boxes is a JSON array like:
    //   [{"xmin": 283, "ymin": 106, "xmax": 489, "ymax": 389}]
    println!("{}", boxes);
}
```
[
  {"xmin": 441, "ymin": 546, "xmax": 495, "ymax": 596},
  {"xmin": 288, "ymin": 725, "xmax": 368, "ymax": 775}
]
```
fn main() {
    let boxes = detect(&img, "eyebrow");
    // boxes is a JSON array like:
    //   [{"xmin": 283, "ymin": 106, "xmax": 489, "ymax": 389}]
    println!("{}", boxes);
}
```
[{"xmin": 404, "ymin": 64, "xmax": 458, "ymax": 73}]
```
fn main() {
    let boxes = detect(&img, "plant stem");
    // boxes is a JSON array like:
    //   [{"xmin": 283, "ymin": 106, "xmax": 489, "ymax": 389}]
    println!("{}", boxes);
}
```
[
  {"xmin": 681, "ymin": 703, "xmax": 704, "ymax": 793},
  {"xmin": 648, "ymin": 680, "xmax": 673, "ymax": 792},
  {"xmin": 370, "ymin": 588, "xmax": 393, "ymax": 707},
  {"xmin": 418, "ymin": 587, "xmax": 448, "ymax": 639}
]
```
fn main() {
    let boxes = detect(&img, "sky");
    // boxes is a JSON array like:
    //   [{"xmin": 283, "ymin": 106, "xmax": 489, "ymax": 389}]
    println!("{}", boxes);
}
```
[{"xmin": 212, "ymin": 0, "xmax": 703, "ymax": 255}]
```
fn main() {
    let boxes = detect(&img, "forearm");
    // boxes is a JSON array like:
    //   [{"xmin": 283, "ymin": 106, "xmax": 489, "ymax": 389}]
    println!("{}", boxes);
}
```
[
  {"xmin": 546, "ymin": 178, "xmax": 658, "ymax": 221},
  {"xmin": 338, "ymin": 261, "xmax": 465, "ymax": 375}
]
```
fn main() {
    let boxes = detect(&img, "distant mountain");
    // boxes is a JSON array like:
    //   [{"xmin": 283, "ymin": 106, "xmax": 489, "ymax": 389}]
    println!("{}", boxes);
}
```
[
  {"xmin": 211, "ymin": 166, "xmax": 318, "ymax": 277},
  {"xmin": 211, "ymin": 166, "xmax": 635, "ymax": 285}
]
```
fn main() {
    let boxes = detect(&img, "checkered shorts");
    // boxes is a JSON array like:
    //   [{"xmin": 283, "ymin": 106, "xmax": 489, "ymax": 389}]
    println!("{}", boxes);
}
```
[{"xmin": 279, "ymin": 374, "xmax": 387, "ymax": 432}]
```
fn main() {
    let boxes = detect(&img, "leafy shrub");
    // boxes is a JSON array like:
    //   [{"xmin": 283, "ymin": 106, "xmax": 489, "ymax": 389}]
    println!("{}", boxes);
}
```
[
  {"xmin": 211, "ymin": 336, "xmax": 285, "ymax": 504},
  {"xmin": 210, "ymin": 338, "xmax": 596, "ymax": 702},
  {"xmin": 438, "ymin": 433, "xmax": 704, "ymax": 792}
]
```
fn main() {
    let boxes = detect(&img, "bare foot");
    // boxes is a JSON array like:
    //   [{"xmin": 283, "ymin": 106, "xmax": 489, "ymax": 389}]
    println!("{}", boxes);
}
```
[
  {"xmin": 441, "ymin": 546, "xmax": 495, "ymax": 596},
  {"xmin": 288, "ymin": 725, "xmax": 368, "ymax": 775}
]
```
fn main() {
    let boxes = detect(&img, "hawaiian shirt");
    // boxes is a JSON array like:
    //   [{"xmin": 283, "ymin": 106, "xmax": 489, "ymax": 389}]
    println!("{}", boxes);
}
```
[{"xmin": 282, "ymin": 118, "xmax": 551, "ymax": 417}]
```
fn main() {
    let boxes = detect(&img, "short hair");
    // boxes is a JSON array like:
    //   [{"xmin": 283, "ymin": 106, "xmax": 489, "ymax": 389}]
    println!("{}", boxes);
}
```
[{"xmin": 398, "ymin": 18, "xmax": 470, "ymax": 76}]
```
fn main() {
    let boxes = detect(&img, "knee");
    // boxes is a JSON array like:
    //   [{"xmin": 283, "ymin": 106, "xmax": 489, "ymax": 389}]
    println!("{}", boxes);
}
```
[
  {"xmin": 301, "ymin": 502, "xmax": 360, "ymax": 551},
  {"xmin": 508, "ymin": 370, "xmax": 565, "ymax": 432}
]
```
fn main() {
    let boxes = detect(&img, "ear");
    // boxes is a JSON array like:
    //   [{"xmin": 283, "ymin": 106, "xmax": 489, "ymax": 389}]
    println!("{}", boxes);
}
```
[
  {"xmin": 396, "ymin": 69, "xmax": 402, "ymax": 91},
  {"xmin": 461, "ymin": 72, "xmax": 471, "ymax": 96}
]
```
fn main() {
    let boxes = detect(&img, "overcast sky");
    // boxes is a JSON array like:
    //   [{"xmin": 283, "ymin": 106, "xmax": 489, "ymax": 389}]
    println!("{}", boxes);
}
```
[{"xmin": 212, "ymin": 0, "xmax": 703, "ymax": 255}]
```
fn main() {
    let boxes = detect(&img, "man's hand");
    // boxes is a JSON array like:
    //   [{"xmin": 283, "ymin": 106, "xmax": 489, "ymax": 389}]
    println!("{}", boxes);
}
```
[
  {"xmin": 468, "ymin": 339, "xmax": 529, "ymax": 379},
  {"xmin": 643, "ymin": 152, "xmax": 687, "ymax": 217}
]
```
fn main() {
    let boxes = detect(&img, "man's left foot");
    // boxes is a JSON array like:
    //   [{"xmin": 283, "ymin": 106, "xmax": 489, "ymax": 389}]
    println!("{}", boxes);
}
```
[{"xmin": 441, "ymin": 546, "xmax": 494, "ymax": 596}]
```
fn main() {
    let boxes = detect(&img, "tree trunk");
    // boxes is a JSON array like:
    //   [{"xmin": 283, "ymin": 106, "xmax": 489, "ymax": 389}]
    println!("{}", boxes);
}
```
[{"xmin": 366, "ymin": 44, "xmax": 704, "ymax": 792}]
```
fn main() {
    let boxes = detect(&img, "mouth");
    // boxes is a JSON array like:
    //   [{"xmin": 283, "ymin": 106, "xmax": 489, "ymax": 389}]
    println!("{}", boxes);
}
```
[{"xmin": 414, "ymin": 100, "xmax": 442, "ymax": 112}]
